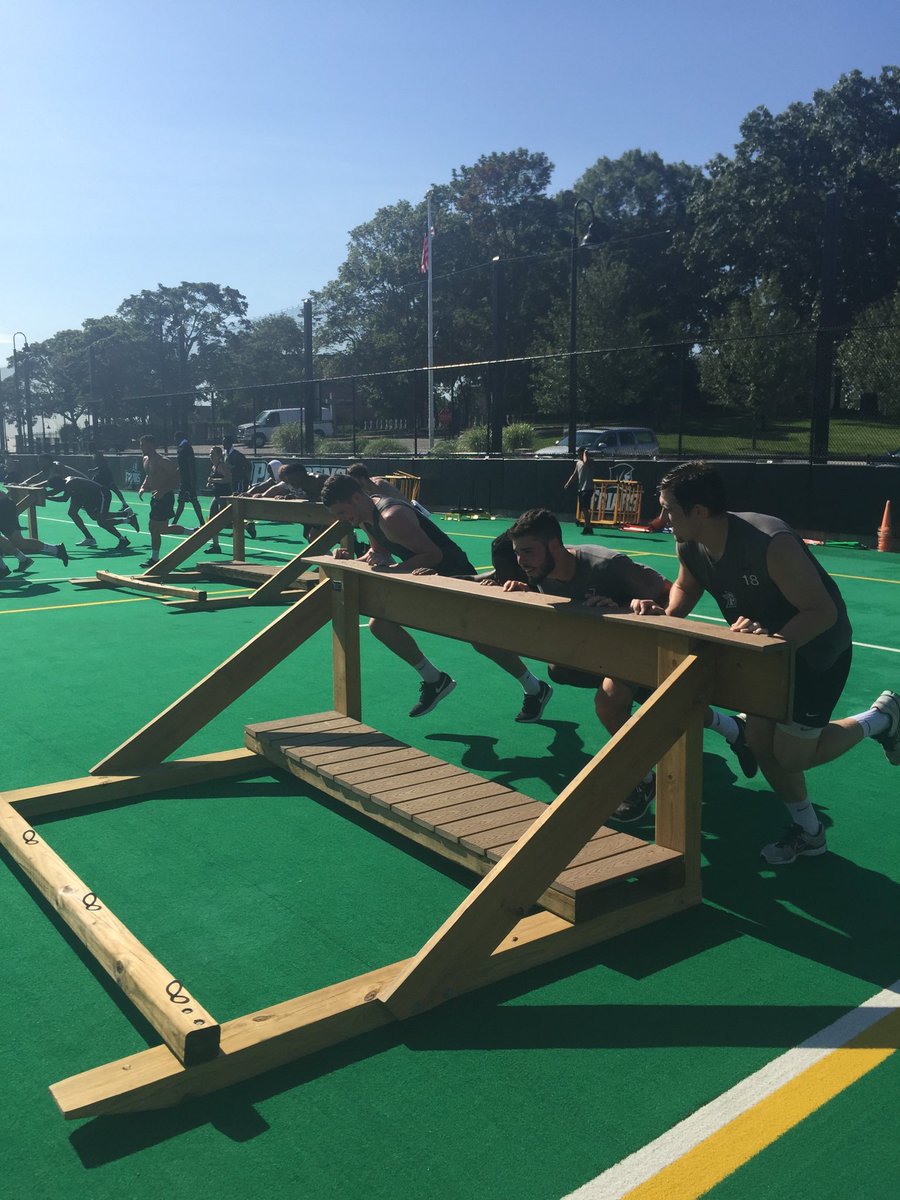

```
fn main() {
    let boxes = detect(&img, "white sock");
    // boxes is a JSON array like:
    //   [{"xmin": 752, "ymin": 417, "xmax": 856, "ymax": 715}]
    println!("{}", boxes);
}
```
[
  {"xmin": 413, "ymin": 657, "xmax": 441, "ymax": 684},
  {"xmin": 708, "ymin": 709, "xmax": 740, "ymax": 744},
  {"xmin": 850, "ymin": 708, "xmax": 891, "ymax": 739},
  {"xmin": 518, "ymin": 669, "xmax": 541, "ymax": 696},
  {"xmin": 785, "ymin": 800, "xmax": 819, "ymax": 834}
]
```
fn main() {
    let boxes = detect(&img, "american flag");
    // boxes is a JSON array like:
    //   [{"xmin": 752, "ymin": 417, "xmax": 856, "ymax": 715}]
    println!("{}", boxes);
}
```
[{"xmin": 420, "ymin": 226, "xmax": 434, "ymax": 275}]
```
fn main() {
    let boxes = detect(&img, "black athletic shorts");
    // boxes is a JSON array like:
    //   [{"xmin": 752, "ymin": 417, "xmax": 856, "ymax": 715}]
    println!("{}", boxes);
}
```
[
  {"xmin": 0, "ymin": 493, "xmax": 21, "ymax": 536},
  {"xmin": 790, "ymin": 646, "xmax": 853, "ymax": 729},
  {"xmin": 82, "ymin": 488, "xmax": 112, "ymax": 521},
  {"xmin": 547, "ymin": 662, "xmax": 651, "ymax": 704},
  {"xmin": 149, "ymin": 492, "xmax": 175, "ymax": 524}
]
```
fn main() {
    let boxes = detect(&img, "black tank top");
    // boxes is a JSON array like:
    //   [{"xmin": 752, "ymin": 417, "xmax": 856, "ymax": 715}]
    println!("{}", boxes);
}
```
[
  {"xmin": 677, "ymin": 511, "xmax": 851, "ymax": 670},
  {"xmin": 365, "ymin": 496, "xmax": 475, "ymax": 576}
]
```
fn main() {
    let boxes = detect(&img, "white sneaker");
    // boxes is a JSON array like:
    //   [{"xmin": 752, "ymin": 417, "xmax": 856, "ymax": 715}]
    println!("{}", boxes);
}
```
[{"xmin": 872, "ymin": 691, "xmax": 900, "ymax": 765}]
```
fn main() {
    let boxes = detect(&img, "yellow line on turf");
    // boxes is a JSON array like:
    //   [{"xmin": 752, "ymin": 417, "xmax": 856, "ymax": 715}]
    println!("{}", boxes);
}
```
[
  {"xmin": 0, "ymin": 587, "xmax": 253, "ymax": 616},
  {"xmin": 618, "ymin": 1009, "xmax": 900, "ymax": 1200},
  {"xmin": 564, "ymin": 983, "xmax": 900, "ymax": 1200}
]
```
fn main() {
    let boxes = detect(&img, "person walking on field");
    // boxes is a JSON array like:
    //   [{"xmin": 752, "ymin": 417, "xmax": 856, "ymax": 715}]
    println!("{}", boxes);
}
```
[
  {"xmin": 632, "ymin": 461, "xmax": 900, "ymax": 864},
  {"xmin": 172, "ymin": 431, "xmax": 204, "ymax": 526},
  {"xmin": 564, "ymin": 448, "xmax": 595, "ymax": 535},
  {"xmin": 205, "ymin": 446, "xmax": 232, "ymax": 555},
  {"xmin": 137, "ymin": 435, "xmax": 185, "ymax": 568}
]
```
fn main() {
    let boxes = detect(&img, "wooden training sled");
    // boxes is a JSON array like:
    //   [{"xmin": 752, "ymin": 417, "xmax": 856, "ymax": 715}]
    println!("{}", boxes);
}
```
[
  {"xmin": 0, "ymin": 560, "xmax": 793, "ymax": 1118},
  {"xmin": 70, "ymin": 497, "xmax": 351, "ymax": 608},
  {"xmin": 7, "ymin": 483, "xmax": 46, "ymax": 539}
]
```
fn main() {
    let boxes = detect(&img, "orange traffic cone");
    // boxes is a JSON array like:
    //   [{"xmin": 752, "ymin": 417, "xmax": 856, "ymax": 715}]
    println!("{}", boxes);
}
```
[{"xmin": 877, "ymin": 500, "xmax": 896, "ymax": 552}]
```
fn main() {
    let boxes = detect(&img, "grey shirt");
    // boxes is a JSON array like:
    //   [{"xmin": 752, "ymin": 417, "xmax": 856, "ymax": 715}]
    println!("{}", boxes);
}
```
[
  {"xmin": 536, "ymin": 545, "xmax": 669, "ymax": 607},
  {"xmin": 677, "ymin": 511, "xmax": 852, "ymax": 670}
]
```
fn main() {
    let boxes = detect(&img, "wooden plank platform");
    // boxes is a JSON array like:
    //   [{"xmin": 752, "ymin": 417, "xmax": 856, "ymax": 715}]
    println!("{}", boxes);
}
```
[{"xmin": 245, "ymin": 712, "xmax": 683, "ymax": 922}]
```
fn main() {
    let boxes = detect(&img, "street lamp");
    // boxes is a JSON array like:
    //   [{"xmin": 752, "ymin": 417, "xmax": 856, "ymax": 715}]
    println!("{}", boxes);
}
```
[
  {"xmin": 567, "ymin": 200, "xmax": 610, "ymax": 457},
  {"xmin": 12, "ymin": 332, "xmax": 32, "ymax": 453}
]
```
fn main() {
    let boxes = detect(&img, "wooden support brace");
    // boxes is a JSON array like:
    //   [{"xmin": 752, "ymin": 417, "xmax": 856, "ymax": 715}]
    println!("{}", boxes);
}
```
[
  {"xmin": 93, "ymin": 578, "xmax": 333, "ymax": 774},
  {"xmin": 250, "ymin": 519, "xmax": 350, "ymax": 605},
  {"xmin": 378, "ymin": 652, "xmax": 711, "ymax": 1019},
  {"xmin": 142, "ymin": 506, "xmax": 233, "ymax": 578},
  {"xmin": 3, "ymin": 748, "xmax": 267, "ymax": 820},
  {"xmin": 49, "ymin": 888, "xmax": 693, "ymax": 1119},
  {"xmin": 331, "ymin": 572, "xmax": 362, "ymax": 719},
  {"xmin": 95, "ymin": 571, "xmax": 208, "ymax": 602},
  {"xmin": 0, "ymin": 801, "xmax": 220, "ymax": 1065}
]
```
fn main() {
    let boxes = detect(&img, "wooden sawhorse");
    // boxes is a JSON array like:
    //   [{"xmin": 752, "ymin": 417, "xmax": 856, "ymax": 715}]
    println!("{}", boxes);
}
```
[{"xmin": 0, "ymin": 562, "xmax": 792, "ymax": 1117}]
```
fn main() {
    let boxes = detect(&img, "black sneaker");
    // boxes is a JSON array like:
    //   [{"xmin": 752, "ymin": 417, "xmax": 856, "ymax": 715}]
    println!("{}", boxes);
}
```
[
  {"xmin": 57, "ymin": 544, "xmax": 69, "ymax": 567},
  {"xmin": 116, "ymin": 536, "xmax": 130, "ymax": 549},
  {"xmin": 246, "ymin": 523, "xmax": 257, "ymax": 538},
  {"xmin": 0, "ymin": 562, "xmax": 10, "ymax": 578},
  {"xmin": 760, "ymin": 822, "xmax": 827, "ymax": 865},
  {"xmin": 128, "ymin": 513, "xmax": 140, "ymax": 532},
  {"xmin": 610, "ymin": 775, "xmax": 656, "ymax": 823},
  {"xmin": 730, "ymin": 715, "xmax": 758, "ymax": 778},
  {"xmin": 15, "ymin": 556, "xmax": 34, "ymax": 572},
  {"xmin": 140, "ymin": 557, "xmax": 159, "ymax": 569},
  {"xmin": 409, "ymin": 672, "xmax": 456, "ymax": 717},
  {"xmin": 515, "ymin": 680, "xmax": 553, "ymax": 723}
]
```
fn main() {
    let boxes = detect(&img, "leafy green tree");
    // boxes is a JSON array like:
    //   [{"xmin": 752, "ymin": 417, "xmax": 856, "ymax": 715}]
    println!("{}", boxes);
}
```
[
  {"xmin": 687, "ymin": 68, "xmax": 900, "ymax": 320},
  {"xmin": 696, "ymin": 278, "xmax": 815, "ymax": 425},
  {"xmin": 837, "ymin": 288, "xmax": 900, "ymax": 417},
  {"xmin": 206, "ymin": 313, "xmax": 307, "ymax": 425},
  {"xmin": 116, "ymin": 282, "xmax": 250, "ymax": 427}
]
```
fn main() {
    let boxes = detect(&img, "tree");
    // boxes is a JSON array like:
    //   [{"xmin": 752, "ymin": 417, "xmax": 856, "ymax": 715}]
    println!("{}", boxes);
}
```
[
  {"xmin": 116, "ymin": 282, "xmax": 250, "ymax": 427},
  {"xmin": 206, "ymin": 312, "xmax": 307, "ymax": 425},
  {"xmin": 838, "ymin": 288, "xmax": 900, "ymax": 417},
  {"xmin": 696, "ymin": 278, "xmax": 815, "ymax": 425},
  {"xmin": 688, "ymin": 68, "xmax": 900, "ymax": 321}
]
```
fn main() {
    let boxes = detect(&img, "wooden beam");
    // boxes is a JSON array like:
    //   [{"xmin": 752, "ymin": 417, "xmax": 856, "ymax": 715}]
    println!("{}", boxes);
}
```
[
  {"xmin": 92, "ymin": 578, "xmax": 333, "ymax": 774},
  {"xmin": 95, "ymin": 571, "xmax": 208, "ymax": 602},
  {"xmin": 142, "ymin": 507, "xmax": 233, "ymax": 578},
  {"xmin": 332, "ymin": 572, "xmax": 361, "ymax": 719},
  {"xmin": 49, "ymin": 886, "xmax": 693, "ymax": 1119},
  {"xmin": 4, "ymin": 748, "xmax": 267, "ymax": 820},
  {"xmin": 250, "ymin": 519, "xmax": 350, "ymax": 605},
  {"xmin": 378, "ymin": 653, "xmax": 710, "ymax": 1019},
  {"xmin": 309, "ymin": 560, "xmax": 792, "ymax": 721},
  {"xmin": 0, "ymin": 801, "xmax": 220, "ymax": 1065}
]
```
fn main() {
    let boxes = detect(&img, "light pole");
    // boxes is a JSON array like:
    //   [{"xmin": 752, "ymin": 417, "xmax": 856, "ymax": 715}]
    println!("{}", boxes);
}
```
[
  {"xmin": 12, "ymin": 332, "xmax": 32, "ymax": 453},
  {"xmin": 567, "ymin": 201, "xmax": 610, "ymax": 457}
]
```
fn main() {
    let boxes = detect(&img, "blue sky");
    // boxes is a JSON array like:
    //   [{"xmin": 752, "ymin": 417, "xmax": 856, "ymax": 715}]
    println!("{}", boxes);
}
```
[{"xmin": 1, "ymin": 0, "xmax": 896, "ymax": 351}]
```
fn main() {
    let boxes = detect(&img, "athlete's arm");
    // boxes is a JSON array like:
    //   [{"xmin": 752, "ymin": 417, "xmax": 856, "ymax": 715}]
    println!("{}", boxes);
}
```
[
  {"xmin": 632, "ymin": 563, "xmax": 701, "ymax": 616},
  {"xmin": 377, "ymin": 504, "xmax": 442, "ymax": 571},
  {"xmin": 734, "ymin": 533, "xmax": 837, "ymax": 645}
]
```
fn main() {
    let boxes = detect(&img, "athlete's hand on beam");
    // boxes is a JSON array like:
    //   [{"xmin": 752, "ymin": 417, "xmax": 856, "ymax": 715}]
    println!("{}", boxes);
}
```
[
  {"xmin": 631, "ymin": 598, "xmax": 666, "ymax": 615},
  {"xmin": 730, "ymin": 616, "xmax": 771, "ymax": 636}
]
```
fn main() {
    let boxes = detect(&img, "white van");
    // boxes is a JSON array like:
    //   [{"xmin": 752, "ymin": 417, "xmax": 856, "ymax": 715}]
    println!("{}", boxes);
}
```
[{"xmin": 238, "ymin": 407, "xmax": 334, "ymax": 449}]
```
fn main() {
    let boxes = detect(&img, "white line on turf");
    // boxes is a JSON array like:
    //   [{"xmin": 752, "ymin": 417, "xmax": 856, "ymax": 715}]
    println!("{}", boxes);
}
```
[{"xmin": 560, "ymin": 981, "xmax": 900, "ymax": 1200}]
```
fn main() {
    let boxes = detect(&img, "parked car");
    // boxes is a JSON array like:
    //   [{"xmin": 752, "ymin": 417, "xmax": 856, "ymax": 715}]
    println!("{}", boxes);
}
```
[
  {"xmin": 535, "ymin": 426, "xmax": 660, "ymax": 459},
  {"xmin": 871, "ymin": 447, "xmax": 900, "ymax": 467}
]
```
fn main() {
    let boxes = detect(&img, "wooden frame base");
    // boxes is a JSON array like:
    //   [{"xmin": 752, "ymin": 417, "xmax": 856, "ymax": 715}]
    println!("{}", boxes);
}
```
[{"xmin": 1, "ymin": 564, "xmax": 792, "ymax": 1118}]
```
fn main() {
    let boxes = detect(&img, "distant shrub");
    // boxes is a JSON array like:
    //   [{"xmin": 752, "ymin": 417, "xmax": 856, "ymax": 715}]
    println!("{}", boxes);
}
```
[
  {"xmin": 455, "ymin": 425, "xmax": 489, "ymax": 453},
  {"xmin": 314, "ymin": 438, "xmax": 349, "ymax": 454},
  {"xmin": 356, "ymin": 437, "xmax": 406, "ymax": 455},
  {"xmin": 502, "ymin": 422, "xmax": 535, "ymax": 451},
  {"xmin": 428, "ymin": 438, "xmax": 459, "ymax": 457},
  {"xmin": 272, "ymin": 423, "xmax": 304, "ymax": 452}
]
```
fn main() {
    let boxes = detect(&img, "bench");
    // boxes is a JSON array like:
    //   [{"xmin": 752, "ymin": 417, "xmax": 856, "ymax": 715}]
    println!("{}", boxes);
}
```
[{"xmin": 245, "ymin": 711, "xmax": 683, "ymax": 922}]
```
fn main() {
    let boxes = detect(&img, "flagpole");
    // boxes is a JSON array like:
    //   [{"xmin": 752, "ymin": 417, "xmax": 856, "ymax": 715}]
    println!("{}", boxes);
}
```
[{"xmin": 426, "ymin": 191, "xmax": 434, "ymax": 450}]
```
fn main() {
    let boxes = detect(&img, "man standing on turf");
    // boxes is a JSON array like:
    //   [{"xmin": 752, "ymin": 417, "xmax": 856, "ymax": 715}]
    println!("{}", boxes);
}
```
[
  {"xmin": 632, "ymin": 461, "xmax": 899, "ymax": 864},
  {"xmin": 172, "ymin": 431, "xmax": 204, "ymax": 526},
  {"xmin": 138, "ymin": 435, "xmax": 183, "ymax": 568}
]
